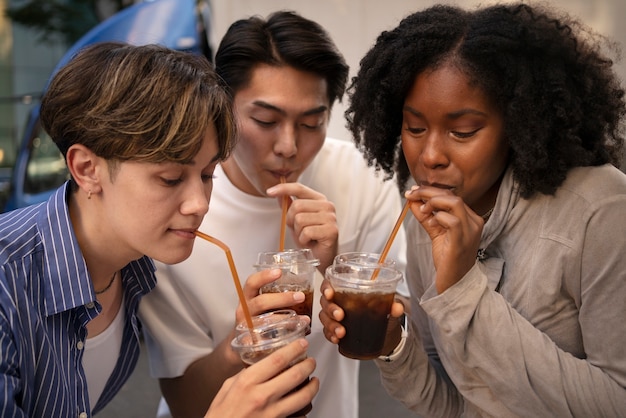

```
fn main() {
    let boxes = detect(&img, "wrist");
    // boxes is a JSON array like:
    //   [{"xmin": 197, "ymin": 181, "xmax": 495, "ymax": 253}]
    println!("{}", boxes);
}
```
[{"xmin": 378, "ymin": 314, "xmax": 408, "ymax": 362}]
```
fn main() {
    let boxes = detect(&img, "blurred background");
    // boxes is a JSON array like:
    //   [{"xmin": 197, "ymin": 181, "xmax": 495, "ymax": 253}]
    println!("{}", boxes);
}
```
[
  {"xmin": 1, "ymin": 0, "xmax": 624, "ymax": 212},
  {"xmin": 209, "ymin": 0, "xmax": 626, "ymax": 148},
  {"xmin": 0, "ymin": 0, "xmax": 624, "ymax": 416}
]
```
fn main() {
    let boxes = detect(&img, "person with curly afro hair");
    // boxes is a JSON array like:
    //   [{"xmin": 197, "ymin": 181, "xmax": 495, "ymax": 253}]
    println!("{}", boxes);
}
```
[{"xmin": 320, "ymin": 3, "xmax": 626, "ymax": 416}]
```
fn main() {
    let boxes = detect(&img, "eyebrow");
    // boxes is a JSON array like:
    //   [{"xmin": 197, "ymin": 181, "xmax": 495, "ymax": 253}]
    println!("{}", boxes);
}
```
[
  {"xmin": 187, "ymin": 152, "xmax": 220, "ymax": 166},
  {"xmin": 252, "ymin": 100, "xmax": 328, "ymax": 116},
  {"xmin": 403, "ymin": 105, "xmax": 488, "ymax": 119}
]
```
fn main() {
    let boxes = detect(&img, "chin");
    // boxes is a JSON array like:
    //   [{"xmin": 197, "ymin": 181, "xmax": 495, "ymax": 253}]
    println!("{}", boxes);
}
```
[{"xmin": 153, "ymin": 247, "xmax": 193, "ymax": 265}]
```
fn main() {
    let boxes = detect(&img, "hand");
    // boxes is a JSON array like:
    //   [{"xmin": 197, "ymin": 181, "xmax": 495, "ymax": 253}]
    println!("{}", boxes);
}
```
[
  {"xmin": 236, "ymin": 269, "xmax": 307, "ymax": 324},
  {"xmin": 267, "ymin": 182, "xmax": 338, "ymax": 271},
  {"xmin": 205, "ymin": 339, "xmax": 320, "ymax": 418},
  {"xmin": 405, "ymin": 186, "xmax": 483, "ymax": 293},
  {"xmin": 318, "ymin": 278, "xmax": 344, "ymax": 344},
  {"xmin": 319, "ymin": 279, "xmax": 405, "ymax": 349}
]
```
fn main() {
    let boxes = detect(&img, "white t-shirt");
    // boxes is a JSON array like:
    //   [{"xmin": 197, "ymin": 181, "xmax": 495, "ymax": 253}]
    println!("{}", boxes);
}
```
[
  {"xmin": 139, "ymin": 137, "xmax": 408, "ymax": 418},
  {"xmin": 83, "ymin": 296, "xmax": 125, "ymax": 412}
]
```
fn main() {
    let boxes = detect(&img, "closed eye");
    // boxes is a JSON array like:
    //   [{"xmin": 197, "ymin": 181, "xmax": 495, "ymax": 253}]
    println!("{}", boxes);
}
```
[
  {"xmin": 302, "ymin": 123, "xmax": 323, "ymax": 130},
  {"xmin": 252, "ymin": 117, "xmax": 275, "ymax": 127},
  {"xmin": 451, "ymin": 128, "xmax": 481, "ymax": 139},
  {"xmin": 161, "ymin": 177, "xmax": 182, "ymax": 187},
  {"xmin": 405, "ymin": 126, "xmax": 426, "ymax": 135}
]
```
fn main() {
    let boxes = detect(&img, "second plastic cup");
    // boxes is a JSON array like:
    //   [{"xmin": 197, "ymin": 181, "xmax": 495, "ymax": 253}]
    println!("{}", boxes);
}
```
[
  {"xmin": 325, "ymin": 263, "xmax": 402, "ymax": 360},
  {"xmin": 255, "ymin": 249, "xmax": 320, "ymax": 320},
  {"xmin": 231, "ymin": 311, "xmax": 312, "ymax": 417},
  {"xmin": 333, "ymin": 251, "xmax": 396, "ymax": 268}
]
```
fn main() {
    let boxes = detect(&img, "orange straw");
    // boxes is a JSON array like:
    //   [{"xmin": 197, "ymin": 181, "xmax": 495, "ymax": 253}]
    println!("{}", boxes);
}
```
[
  {"xmin": 194, "ymin": 230, "xmax": 255, "ymax": 331},
  {"xmin": 279, "ymin": 176, "xmax": 288, "ymax": 251},
  {"xmin": 371, "ymin": 199, "xmax": 412, "ymax": 280}
]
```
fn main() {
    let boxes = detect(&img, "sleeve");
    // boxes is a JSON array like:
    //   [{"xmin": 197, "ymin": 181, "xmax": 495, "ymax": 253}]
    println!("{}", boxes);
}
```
[
  {"xmin": 375, "ymin": 324, "xmax": 464, "ymax": 417},
  {"xmin": 139, "ymin": 262, "xmax": 216, "ymax": 379},
  {"xmin": 420, "ymin": 194, "xmax": 626, "ymax": 416}
]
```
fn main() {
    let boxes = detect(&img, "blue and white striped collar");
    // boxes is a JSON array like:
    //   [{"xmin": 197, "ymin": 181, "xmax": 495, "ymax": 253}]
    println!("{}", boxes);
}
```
[{"xmin": 37, "ymin": 182, "xmax": 155, "ymax": 316}]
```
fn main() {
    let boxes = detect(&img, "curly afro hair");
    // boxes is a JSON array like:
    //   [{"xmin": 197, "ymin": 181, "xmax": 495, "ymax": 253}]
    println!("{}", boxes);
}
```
[{"xmin": 345, "ymin": 3, "xmax": 625, "ymax": 198}]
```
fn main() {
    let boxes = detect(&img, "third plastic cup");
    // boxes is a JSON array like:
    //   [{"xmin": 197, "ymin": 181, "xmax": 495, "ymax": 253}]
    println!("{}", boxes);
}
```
[
  {"xmin": 325, "ymin": 261, "xmax": 402, "ymax": 360},
  {"xmin": 333, "ymin": 251, "xmax": 396, "ymax": 268}
]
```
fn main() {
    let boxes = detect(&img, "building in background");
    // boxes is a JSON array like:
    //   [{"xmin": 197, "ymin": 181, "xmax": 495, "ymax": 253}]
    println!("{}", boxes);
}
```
[
  {"xmin": 1, "ymin": 0, "xmax": 624, "ymax": 210},
  {"xmin": 0, "ymin": 0, "xmax": 67, "ymax": 166}
]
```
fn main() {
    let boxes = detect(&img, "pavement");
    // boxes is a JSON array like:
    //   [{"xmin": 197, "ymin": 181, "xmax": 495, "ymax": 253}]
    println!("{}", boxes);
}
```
[{"xmin": 97, "ymin": 340, "xmax": 416, "ymax": 417}]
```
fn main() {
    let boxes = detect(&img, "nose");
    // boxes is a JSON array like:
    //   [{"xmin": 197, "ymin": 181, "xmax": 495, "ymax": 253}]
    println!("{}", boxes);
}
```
[
  {"xmin": 420, "ymin": 133, "xmax": 449, "ymax": 170},
  {"xmin": 273, "ymin": 125, "xmax": 297, "ymax": 158},
  {"xmin": 180, "ymin": 180, "xmax": 210, "ymax": 217}
]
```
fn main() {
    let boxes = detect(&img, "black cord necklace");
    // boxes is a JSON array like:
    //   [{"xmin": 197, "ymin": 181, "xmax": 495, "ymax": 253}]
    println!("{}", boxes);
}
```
[{"xmin": 95, "ymin": 271, "xmax": 118, "ymax": 295}]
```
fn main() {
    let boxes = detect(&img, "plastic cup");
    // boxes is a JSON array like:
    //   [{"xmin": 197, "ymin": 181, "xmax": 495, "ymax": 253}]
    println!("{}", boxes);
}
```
[
  {"xmin": 325, "ymin": 263, "xmax": 402, "ymax": 360},
  {"xmin": 235, "ymin": 309, "xmax": 298, "ymax": 335},
  {"xmin": 333, "ymin": 252, "xmax": 396, "ymax": 268},
  {"xmin": 255, "ymin": 249, "xmax": 320, "ymax": 320},
  {"xmin": 231, "ymin": 312, "xmax": 312, "ymax": 417}
]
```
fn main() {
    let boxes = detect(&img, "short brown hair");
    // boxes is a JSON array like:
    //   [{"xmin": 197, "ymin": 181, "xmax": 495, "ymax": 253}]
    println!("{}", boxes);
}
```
[{"xmin": 41, "ymin": 41, "xmax": 236, "ymax": 167}]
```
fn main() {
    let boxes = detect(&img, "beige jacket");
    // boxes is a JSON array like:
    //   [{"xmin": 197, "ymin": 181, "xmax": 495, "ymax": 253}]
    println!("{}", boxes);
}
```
[{"xmin": 377, "ymin": 164, "xmax": 626, "ymax": 417}]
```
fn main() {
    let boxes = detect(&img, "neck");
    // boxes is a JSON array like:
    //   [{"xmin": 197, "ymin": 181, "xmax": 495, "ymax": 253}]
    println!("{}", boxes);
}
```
[
  {"xmin": 67, "ymin": 191, "xmax": 127, "ymax": 291},
  {"xmin": 220, "ymin": 158, "xmax": 265, "ymax": 197}
]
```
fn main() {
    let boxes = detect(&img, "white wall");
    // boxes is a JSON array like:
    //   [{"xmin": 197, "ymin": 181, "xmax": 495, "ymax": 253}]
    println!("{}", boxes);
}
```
[{"xmin": 209, "ymin": 0, "xmax": 626, "ymax": 143}]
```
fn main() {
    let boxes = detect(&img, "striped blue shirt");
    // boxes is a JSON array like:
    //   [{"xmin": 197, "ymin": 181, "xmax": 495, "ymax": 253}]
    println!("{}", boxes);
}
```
[{"xmin": 0, "ymin": 183, "xmax": 156, "ymax": 417}]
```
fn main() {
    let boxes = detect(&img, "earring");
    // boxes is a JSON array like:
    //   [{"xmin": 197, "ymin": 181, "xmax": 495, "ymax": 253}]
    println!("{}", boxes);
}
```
[{"xmin": 87, "ymin": 189, "xmax": 92, "ymax": 200}]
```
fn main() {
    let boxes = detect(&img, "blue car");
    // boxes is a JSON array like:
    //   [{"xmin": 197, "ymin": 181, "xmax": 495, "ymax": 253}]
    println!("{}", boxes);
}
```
[{"xmin": 3, "ymin": 0, "xmax": 213, "ymax": 212}]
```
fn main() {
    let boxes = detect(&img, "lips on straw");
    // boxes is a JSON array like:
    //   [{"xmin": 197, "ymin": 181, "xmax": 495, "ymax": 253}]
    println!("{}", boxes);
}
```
[
  {"xmin": 194, "ymin": 230, "xmax": 255, "ymax": 331},
  {"xmin": 279, "ymin": 176, "xmax": 289, "ymax": 251},
  {"xmin": 371, "ymin": 199, "xmax": 412, "ymax": 280}
]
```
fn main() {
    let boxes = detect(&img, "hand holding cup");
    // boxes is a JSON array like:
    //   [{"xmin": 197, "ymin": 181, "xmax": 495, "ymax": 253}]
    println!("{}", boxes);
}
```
[
  {"xmin": 231, "ymin": 311, "xmax": 315, "ymax": 417},
  {"xmin": 320, "ymin": 253, "xmax": 405, "ymax": 360},
  {"xmin": 255, "ymin": 249, "xmax": 319, "ymax": 321},
  {"xmin": 207, "ymin": 337, "xmax": 319, "ymax": 418}
]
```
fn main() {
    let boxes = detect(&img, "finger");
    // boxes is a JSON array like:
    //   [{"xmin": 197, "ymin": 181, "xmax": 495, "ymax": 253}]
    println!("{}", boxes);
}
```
[
  {"xmin": 320, "ymin": 279, "xmax": 333, "ymax": 299},
  {"xmin": 243, "ymin": 269, "xmax": 282, "ymax": 297},
  {"xmin": 244, "ymin": 292, "xmax": 306, "ymax": 318},
  {"xmin": 278, "ymin": 374, "xmax": 320, "ymax": 417},
  {"xmin": 405, "ymin": 184, "xmax": 455, "ymax": 201},
  {"xmin": 293, "ymin": 223, "xmax": 339, "ymax": 249},
  {"xmin": 243, "ymin": 339, "xmax": 309, "ymax": 384},
  {"xmin": 267, "ymin": 182, "xmax": 326, "ymax": 201},
  {"xmin": 289, "ymin": 201, "xmax": 337, "ymax": 234},
  {"xmin": 390, "ymin": 300, "xmax": 406, "ymax": 318},
  {"xmin": 318, "ymin": 307, "xmax": 345, "ymax": 344}
]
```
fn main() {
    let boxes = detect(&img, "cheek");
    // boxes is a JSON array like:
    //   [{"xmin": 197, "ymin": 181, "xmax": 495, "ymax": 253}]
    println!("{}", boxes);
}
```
[
  {"xmin": 298, "ymin": 135, "xmax": 324, "ymax": 161},
  {"xmin": 401, "ymin": 136, "xmax": 420, "ymax": 169},
  {"xmin": 238, "ymin": 130, "xmax": 268, "ymax": 159},
  {"xmin": 481, "ymin": 137, "xmax": 509, "ymax": 176}
]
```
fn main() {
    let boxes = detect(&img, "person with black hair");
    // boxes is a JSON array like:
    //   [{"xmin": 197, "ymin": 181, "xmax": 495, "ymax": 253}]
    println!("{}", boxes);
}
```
[
  {"xmin": 320, "ymin": 3, "xmax": 626, "ymax": 416},
  {"xmin": 139, "ymin": 10, "xmax": 408, "ymax": 418}
]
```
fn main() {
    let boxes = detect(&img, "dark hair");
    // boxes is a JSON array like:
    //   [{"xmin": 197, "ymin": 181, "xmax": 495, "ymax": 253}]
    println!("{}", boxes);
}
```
[
  {"xmin": 346, "ymin": 3, "xmax": 625, "ymax": 197},
  {"xmin": 41, "ymin": 41, "xmax": 236, "ymax": 166},
  {"xmin": 215, "ymin": 10, "xmax": 349, "ymax": 109}
]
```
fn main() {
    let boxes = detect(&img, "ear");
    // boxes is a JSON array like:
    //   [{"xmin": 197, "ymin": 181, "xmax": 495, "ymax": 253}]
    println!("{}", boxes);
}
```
[{"xmin": 66, "ymin": 144, "xmax": 104, "ymax": 197}]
